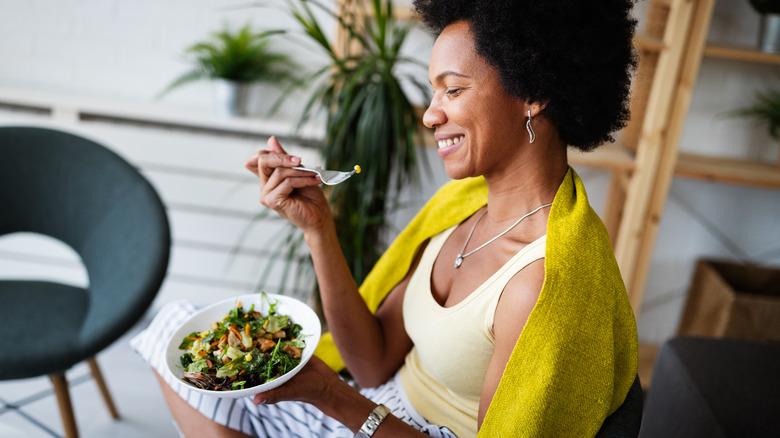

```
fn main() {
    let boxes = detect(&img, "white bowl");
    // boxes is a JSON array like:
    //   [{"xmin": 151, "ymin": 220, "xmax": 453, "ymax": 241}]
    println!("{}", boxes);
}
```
[{"xmin": 165, "ymin": 293, "xmax": 321, "ymax": 399}]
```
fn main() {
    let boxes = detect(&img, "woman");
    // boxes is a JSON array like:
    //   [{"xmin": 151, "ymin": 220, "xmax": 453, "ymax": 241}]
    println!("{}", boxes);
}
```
[{"xmin": 132, "ymin": 0, "xmax": 639, "ymax": 436}]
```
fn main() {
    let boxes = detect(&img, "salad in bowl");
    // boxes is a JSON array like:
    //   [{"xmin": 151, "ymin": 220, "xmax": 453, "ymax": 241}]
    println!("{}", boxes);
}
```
[{"xmin": 165, "ymin": 293, "xmax": 321, "ymax": 398}]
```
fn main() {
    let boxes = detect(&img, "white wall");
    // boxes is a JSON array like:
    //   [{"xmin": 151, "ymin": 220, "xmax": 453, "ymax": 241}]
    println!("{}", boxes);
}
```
[
  {"xmin": 0, "ymin": 0, "xmax": 778, "ymax": 346},
  {"xmin": 0, "ymin": 0, "xmax": 327, "ymax": 119}
]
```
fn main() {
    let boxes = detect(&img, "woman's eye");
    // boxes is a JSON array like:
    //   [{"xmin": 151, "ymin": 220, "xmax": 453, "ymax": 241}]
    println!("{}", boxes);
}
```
[{"xmin": 446, "ymin": 88, "xmax": 462, "ymax": 96}]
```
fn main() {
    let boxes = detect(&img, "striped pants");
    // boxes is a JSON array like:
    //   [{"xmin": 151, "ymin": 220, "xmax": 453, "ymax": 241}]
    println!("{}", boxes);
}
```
[{"xmin": 130, "ymin": 300, "xmax": 457, "ymax": 438}]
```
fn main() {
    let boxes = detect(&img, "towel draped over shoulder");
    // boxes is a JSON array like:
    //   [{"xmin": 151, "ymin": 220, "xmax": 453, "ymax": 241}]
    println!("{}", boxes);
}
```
[{"xmin": 315, "ymin": 167, "xmax": 638, "ymax": 437}]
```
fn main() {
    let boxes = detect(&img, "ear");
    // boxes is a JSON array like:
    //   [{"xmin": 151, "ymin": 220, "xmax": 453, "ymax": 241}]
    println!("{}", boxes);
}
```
[{"xmin": 525, "ymin": 101, "xmax": 548, "ymax": 118}]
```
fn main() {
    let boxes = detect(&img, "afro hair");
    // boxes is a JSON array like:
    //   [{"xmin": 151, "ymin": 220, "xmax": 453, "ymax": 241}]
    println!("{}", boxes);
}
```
[{"xmin": 413, "ymin": 0, "xmax": 638, "ymax": 151}]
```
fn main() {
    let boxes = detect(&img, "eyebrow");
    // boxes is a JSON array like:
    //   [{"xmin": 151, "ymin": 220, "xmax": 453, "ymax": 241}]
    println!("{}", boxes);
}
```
[{"xmin": 432, "ymin": 71, "xmax": 471, "ymax": 84}]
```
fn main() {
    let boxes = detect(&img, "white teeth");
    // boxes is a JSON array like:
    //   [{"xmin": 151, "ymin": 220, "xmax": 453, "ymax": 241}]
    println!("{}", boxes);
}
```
[{"xmin": 437, "ymin": 136, "xmax": 464, "ymax": 149}]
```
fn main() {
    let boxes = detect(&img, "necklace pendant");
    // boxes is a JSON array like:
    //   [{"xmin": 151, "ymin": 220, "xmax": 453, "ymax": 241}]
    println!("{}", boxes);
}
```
[{"xmin": 454, "ymin": 256, "xmax": 463, "ymax": 269}]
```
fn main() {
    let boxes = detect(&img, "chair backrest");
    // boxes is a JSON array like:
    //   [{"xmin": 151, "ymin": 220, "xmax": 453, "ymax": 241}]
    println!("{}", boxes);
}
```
[
  {"xmin": 595, "ymin": 374, "xmax": 643, "ymax": 438},
  {"xmin": 0, "ymin": 126, "xmax": 170, "ymax": 356}
]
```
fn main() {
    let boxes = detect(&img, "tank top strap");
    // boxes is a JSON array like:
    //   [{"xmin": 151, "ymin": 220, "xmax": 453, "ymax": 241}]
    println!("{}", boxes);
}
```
[{"xmin": 482, "ymin": 235, "xmax": 546, "ymax": 338}]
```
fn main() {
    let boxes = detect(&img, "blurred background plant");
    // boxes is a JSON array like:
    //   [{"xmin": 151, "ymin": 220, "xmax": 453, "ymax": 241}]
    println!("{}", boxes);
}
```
[
  {"xmin": 729, "ymin": 87, "xmax": 780, "ymax": 140},
  {"xmin": 238, "ymin": 0, "xmax": 431, "ymax": 304},
  {"xmin": 159, "ymin": 22, "xmax": 298, "ymax": 116}
]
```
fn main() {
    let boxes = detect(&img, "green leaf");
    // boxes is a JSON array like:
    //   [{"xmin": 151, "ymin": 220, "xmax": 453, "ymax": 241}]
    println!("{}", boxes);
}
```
[
  {"xmin": 266, "ymin": 313, "xmax": 290, "ymax": 333},
  {"xmin": 178, "ymin": 331, "xmax": 200, "ymax": 350},
  {"xmin": 186, "ymin": 358, "xmax": 210, "ymax": 373},
  {"xmin": 727, "ymin": 87, "xmax": 780, "ymax": 140}
]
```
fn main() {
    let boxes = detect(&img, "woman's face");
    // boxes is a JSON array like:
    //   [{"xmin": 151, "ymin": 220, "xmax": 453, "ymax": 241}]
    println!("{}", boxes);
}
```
[{"xmin": 424, "ymin": 20, "xmax": 529, "ymax": 180}]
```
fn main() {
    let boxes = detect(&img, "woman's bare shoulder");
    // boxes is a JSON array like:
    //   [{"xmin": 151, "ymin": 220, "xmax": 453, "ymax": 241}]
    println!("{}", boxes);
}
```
[{"xmin": 494, "ymin": 259, "xmax": 545, "ymax": 339}]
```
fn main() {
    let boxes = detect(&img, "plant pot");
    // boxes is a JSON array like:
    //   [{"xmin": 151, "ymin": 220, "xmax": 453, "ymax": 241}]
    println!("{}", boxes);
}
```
[
  {"xmin": 758, "ymin": 13, "xmax": 780, "ymax": 54},
  {"xmin": 213, "ymin": 79, "xmax": 252, "ymax": 117}
]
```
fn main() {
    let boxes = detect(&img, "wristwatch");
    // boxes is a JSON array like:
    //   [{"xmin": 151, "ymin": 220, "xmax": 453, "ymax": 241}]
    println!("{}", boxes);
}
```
[{"xmin": 355, "ymin": 404, "xmax": 391, "ymax": 438}]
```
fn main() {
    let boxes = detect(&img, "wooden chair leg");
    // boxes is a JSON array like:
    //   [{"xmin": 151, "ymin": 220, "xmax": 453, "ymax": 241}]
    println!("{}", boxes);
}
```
[
  {"xmin": 50, "ymin": 372, "xmax": 79, "ymax": 438},
  {"xmin": 87, "ymin": 357, "xmax": 120, "ymax": 419}
]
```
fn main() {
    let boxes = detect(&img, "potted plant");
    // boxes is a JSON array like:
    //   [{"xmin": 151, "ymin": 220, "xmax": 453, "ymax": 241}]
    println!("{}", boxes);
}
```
[
  {"xmin": 241, "ymin": 0, "xmax": 431, "ymax": 300},
  {"xmin": 728, "ymin": 86, "xmax": 780, "ymax": 165},
  {"xmin": 748, "ymin": 0, "xmax": 780, "ymax": 53},
  {"xmin": 159, "ymin": 23, "xmax": 298, "ymax": 116}
]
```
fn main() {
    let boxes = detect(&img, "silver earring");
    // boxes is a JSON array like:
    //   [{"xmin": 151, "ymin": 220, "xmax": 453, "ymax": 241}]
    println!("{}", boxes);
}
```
[{"xmin": 526, "ymin": 110, "xmax": 536, "ymax": 144}]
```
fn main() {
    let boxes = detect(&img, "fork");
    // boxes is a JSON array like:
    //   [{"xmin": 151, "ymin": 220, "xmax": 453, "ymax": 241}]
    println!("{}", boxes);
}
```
[{"xmin": 292, "ymin": 166, "xmax": 358, "ymax": 185}]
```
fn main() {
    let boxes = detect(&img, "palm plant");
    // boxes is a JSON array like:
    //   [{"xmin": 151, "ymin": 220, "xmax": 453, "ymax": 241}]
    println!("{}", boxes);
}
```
[
  {"xmin": 244, "ymin": 0, "xmax": 431, "ymax": 299},
  {"xmin": 159, "ymin": 23, "xmax": 297, "ymax": 97},
  {"xmin": 729, "ymin": 87, "xmax": 780, "ymax": 140}
]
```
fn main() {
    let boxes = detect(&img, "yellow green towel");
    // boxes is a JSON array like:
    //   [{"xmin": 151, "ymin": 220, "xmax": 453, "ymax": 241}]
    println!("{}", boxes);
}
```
[{"xmin": 315, "ymin": 167, "xmax": 638, "ymax": 437}]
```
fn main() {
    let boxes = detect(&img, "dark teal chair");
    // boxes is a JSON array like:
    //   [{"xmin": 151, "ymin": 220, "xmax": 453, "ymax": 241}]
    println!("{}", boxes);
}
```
[
  {"xmin": 0, "ymin": 126, "xmax": 170, "ymax": 438},
  {"xmin": 596, "ymin": 374, "xmax": 644, "ymax": 437}
]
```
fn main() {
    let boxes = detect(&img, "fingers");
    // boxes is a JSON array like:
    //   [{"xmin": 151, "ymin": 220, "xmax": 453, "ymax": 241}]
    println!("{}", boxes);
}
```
[
  {"xmin": 245, "ymin": 135, "xmax": 326, "ymax": 223},
  {"xmin": 261, "ymin": 136, "xmax": 299, "ymax": 179},
  {"xmin": 252, "ymin": 357, "xmax": 335, "ymax": 405},
  {"xmin": 244, "ymin": 151, "xmax": 261, "ymax": 176},
  {"xmin": 245, "ymin": 136, "xmax": 303, "ymax": 180},
  {"xmin": 253, "ymin": 390, "xmax": 272, "ymax": 405},
  {"xmin": 260, "ymin": 153, "xmax": 302, "ymax": 181},
  {"xmin": 250, "ymin": 375, "xmax": 296, "ymax": 405},
  {"xmin": 260, "ymin": 171, "xmax": 320, "ymax": 209},
  {"xmin": 267, "ymin": 135, "xmax": 286, "ymax": 154}
]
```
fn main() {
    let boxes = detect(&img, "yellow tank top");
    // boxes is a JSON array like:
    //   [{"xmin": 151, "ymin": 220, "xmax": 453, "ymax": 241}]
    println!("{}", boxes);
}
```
[{"xmin": 399, "ymin": 225, "xmax": 547, "ymax": 438}]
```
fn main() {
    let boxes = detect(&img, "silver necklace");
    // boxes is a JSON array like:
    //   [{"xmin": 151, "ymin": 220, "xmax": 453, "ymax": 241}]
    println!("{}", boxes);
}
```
[{"xmin": 454, "ymin": 202, "xmax": 553, "ymax": 268}]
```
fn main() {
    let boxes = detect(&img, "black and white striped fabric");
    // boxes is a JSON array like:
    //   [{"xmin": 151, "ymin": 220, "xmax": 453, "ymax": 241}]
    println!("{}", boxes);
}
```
[{"xmin": 130, "ymin": 301, "xmax": 456, "ymax": 438}]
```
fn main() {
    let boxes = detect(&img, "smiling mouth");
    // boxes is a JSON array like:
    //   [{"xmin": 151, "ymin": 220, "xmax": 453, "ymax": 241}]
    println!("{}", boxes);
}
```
[{"xmin": 437, "ymin": 136, "xmax": 464, "ymax": 149}]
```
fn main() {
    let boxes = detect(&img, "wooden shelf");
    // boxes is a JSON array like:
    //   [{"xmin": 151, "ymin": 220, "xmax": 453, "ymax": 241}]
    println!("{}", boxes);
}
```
[
  {"xmin": 635, "ymin": 34, "xmax": 666, "ymax": 53},
  {"xmin": 568, "ymin": 143, "xmax": 636, "ymax": 172},
  {"xmin": 675, "ymin": 152, "xmax": 780, "ymax": 189},
  {"xmin": 572, "ymin": 147, "xmax": 780, "ymax": 190},
  {"xmin": 704, "ymin": 43, "xmax": 780, "ymax": 65}
]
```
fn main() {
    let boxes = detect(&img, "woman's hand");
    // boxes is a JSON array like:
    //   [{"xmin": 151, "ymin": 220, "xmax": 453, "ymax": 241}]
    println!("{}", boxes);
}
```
[
  {"xmin": 245, "ymin": 136, "xmax": 331, "ymax": 233},
  {"xmin": 252, "ymin": 356, "xmax": 341, "ymax": 406}
]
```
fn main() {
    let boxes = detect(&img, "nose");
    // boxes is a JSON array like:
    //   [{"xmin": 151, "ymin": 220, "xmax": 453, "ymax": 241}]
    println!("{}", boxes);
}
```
[{"xmin": 422, "ymin": 96, "xmax": 445, "ymax": 129}]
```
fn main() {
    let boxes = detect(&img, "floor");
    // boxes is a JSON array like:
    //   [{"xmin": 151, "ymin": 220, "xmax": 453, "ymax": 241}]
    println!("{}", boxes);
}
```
[{"xmin": 0, "ymin": 313, "xmax": 180, "ymax": 438}]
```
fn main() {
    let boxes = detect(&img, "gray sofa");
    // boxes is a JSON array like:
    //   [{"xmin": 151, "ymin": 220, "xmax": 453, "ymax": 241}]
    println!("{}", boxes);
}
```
[{"xmin": 639, "ymin": 337, "xmax": 780, "ymax": 437}]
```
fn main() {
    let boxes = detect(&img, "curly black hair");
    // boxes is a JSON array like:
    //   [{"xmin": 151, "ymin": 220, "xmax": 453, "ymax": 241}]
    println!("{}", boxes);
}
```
[{"xmin": 413, "ymin": 0, "xmax": 637, "ymax": 151}]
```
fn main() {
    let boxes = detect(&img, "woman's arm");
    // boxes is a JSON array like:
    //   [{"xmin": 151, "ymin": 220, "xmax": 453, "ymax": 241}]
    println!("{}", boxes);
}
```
[
  {"xmin": 304, "ymin": 227, "xmax": 421, "ymax": 387},
  {"xmin": 245, "ymin": 137, "xmax": 413, "ymax": 387},
  {"xmin": 477, "ymin": 259, "xmax": 545, "ymax": 428}
]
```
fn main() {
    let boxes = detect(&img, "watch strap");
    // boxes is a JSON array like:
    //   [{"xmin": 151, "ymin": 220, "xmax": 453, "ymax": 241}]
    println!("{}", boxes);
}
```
[{"xmin": 355, "ymin": 404, "xmax": 391, "ymax": 438}]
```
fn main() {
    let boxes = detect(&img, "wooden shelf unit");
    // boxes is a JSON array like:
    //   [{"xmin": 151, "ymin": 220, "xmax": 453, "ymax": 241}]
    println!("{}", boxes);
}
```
[
  {"xmin": 572, "ymin": 0, "xmax": 780, "ymax": 312},
  {"xmin": 568, "ymin": 0, "xmax": 780, "ymax": 387}
]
